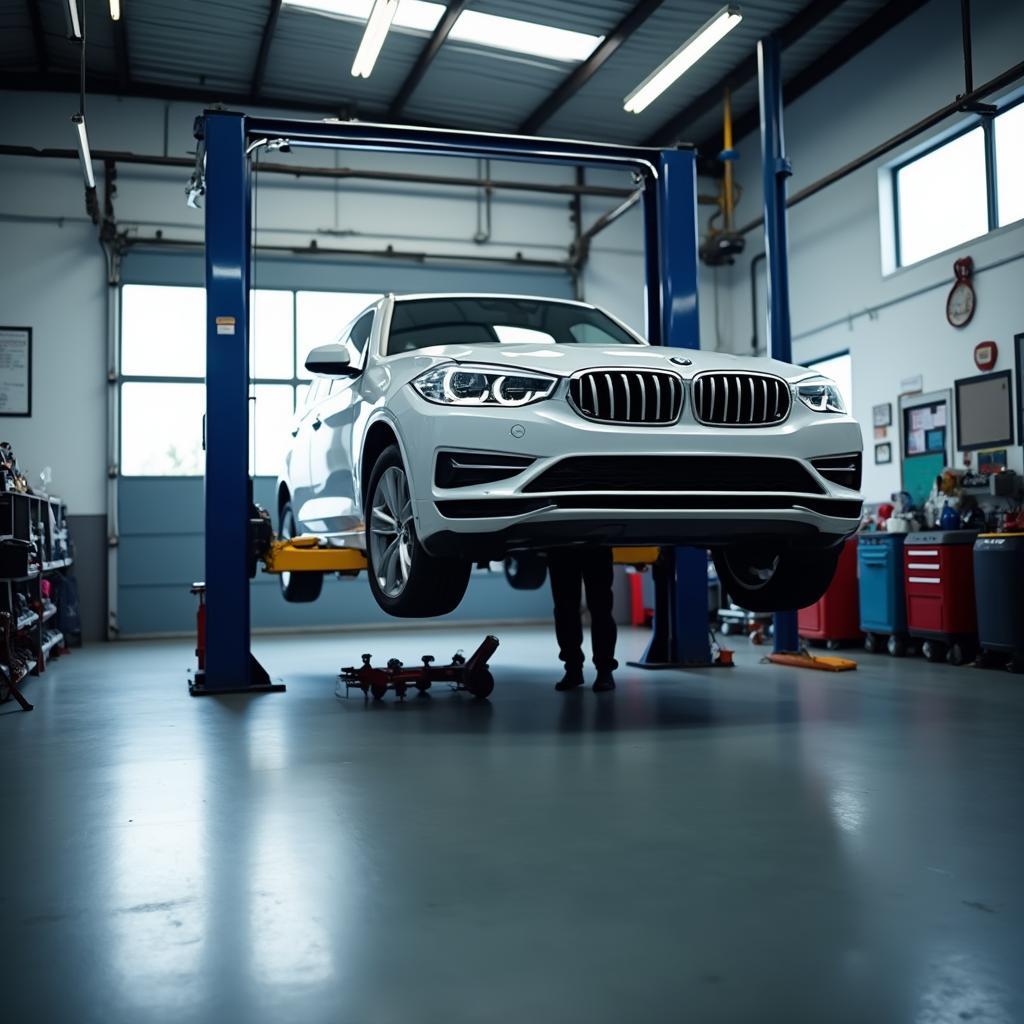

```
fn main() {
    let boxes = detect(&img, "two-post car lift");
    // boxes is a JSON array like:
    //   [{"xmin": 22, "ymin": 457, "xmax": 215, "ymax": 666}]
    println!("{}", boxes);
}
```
[{"xmin": 190, "ymin": 112, "xmax": 713, "ymax": 695}]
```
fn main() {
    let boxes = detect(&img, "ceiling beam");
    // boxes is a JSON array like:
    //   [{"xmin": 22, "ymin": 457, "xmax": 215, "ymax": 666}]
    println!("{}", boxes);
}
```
[
  {"xmin": 25, "ymin": 0, "xmax": 48, "ymax": 73},
  {"xmin": 112, "ymin": 8, "xmax": 130, "ymax": 90},
  {"xmin": 251, "ymin": 0, "xmax": 283, "ymax": 99},
  {"xmin": 389, "ymin": 0, "xmax": 469, "ymax": 120},
  {"xmin": 644, "ymin": 0, "xmax": 848, "ymax": 148},
  {"xmin": 693, "ymin": 0, "xmax": 932, "ymax": 155},
  {"xmin": 519, "ymin": 0, "xmax": 666, "ymax": 135}
]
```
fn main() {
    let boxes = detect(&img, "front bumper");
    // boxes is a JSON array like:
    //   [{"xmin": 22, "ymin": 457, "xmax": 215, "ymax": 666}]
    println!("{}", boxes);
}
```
[{"xmin": 388, "ymin": 385, "xmax": 863, "ymax": 560}]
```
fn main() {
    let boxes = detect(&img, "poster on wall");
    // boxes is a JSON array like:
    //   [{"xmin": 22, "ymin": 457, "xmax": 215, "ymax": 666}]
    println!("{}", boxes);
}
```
[{"xmin": 0, "ymin": 327, "xmax": 31, "ymax": 417}]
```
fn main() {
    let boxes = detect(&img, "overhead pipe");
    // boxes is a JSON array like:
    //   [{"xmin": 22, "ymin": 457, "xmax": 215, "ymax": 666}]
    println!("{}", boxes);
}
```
[
  {"xmin": 123, "ymin": 235, "xmax": 572, "ymax": 271},
  {"xmin": 722, "ymin": 86, "xmax": 735, "ymax": 231},
  {"xmin": 0, "ymin": 144, "xmax": 634, "ymax": 199},
  {"xmin": 735, "ymin": 58, "xmax": 1024, "ymax": 236}
]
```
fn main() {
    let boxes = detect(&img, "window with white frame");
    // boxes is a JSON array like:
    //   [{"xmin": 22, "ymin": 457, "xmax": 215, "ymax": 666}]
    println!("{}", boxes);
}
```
[
  {"xmin": 892, "ymin": 97, "xmax": 1024, "ymax": 268},
  {"xmin": 119, "ymin": 284, "xmax": 381, "ymax": 477}
]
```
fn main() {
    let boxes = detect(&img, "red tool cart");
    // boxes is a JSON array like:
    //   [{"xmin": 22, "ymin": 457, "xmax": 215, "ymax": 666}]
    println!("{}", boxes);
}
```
[
  {"xmin": 798, "ymin": 535, "xmax": 861, "ymax": 649},
  {"xmin": 904, "ymin": 530, "xmax": 979, "ymax": 664}
]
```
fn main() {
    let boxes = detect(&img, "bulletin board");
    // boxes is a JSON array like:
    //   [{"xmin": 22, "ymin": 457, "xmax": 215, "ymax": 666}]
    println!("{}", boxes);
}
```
[{"xmin": 899, "ymin": 388, "xmax": 952, "ymax": 507}]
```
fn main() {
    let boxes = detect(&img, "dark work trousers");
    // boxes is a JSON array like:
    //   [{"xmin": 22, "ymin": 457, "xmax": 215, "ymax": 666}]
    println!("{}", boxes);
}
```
[{"xmin": 548, "ymin": 547, "xmax": 618, "ymax": 673}]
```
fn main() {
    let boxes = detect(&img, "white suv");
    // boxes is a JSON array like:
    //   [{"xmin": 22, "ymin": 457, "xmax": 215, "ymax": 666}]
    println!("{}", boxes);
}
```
[{"xmin": 278, "ymin": 294, "xmax": 863, "ymax": 617}]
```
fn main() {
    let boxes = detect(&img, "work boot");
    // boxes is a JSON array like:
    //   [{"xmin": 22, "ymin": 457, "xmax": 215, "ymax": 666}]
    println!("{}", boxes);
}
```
[
  {"xmin": 593, "ymin": 670, "xmax": 616, "ymax": 693},
  {"xmin": 555, "ymin": 668, "xmax": 585, "ymax": 691}
]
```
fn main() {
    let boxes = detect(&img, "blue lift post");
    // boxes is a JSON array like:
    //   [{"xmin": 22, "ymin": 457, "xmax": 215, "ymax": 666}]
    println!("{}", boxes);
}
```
[
  {"xmin": 192, "ymin": 114, "xmax": 709, "ymax": 693},
  {"xmin": 757, "ymin": 35, "xmax": 801, "ymax": 656},
  {"xmin": 633, "ymin": 150, "xmax": 711, "ymax": 669}
]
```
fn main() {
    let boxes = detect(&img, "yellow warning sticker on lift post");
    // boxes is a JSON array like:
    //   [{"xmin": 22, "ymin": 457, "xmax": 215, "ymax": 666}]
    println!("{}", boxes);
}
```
[{"xmin": 215, "ymin": 316, "xmax": 236, "ymax": 335}]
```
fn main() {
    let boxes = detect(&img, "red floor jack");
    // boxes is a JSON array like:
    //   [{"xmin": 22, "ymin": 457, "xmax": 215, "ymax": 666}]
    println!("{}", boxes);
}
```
[{"xmin": 340, "ymin": 635, "xmax": 499, "ymax": 701}]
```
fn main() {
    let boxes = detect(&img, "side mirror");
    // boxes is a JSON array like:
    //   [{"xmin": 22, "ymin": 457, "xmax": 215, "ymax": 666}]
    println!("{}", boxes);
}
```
[{"xmin": 305, "ymin": 343, "xmax": 357, "ymax": 377}]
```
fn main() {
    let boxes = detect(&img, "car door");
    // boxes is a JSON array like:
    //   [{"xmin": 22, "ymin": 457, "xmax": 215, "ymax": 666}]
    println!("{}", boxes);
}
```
[
  {"xmin": 287, "ymin": 377, "xmax": 324, "ymax": 530},
  {"xmin": 302, "ymin": 310, "xmax": 375, "ymax": 536}
]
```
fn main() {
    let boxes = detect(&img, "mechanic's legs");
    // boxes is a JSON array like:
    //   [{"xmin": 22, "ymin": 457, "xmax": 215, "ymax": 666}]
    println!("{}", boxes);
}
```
[
  {"xmin": 548, "ymin": 551, "xmax": 585, "ymax": 690},
  {"xmin": 582, "ymin": 548, "xmax": 617, "ymax": 691}
]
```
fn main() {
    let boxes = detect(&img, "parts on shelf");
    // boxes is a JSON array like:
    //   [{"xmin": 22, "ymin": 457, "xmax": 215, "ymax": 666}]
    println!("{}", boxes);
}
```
[
  {"xmin": 0, "ymin": 441, "xmax": 31, "ymax": 494},
  {"xmin": 0, "ymin": 487, "xmax": 75, "ymax": 709}
]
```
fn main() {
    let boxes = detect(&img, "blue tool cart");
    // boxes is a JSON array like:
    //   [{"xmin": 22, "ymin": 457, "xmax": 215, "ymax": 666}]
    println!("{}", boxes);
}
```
[{"xmin": 858, "ymin": 532, "xmax": 910, "ymax": 656}]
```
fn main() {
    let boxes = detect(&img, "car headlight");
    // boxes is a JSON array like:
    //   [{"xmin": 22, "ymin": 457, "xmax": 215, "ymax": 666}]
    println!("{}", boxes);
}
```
[
  {"xmin": 411, "ymin": 364, "xmax": 558, "ymax": 407},
  {"xmin": 796, "ymin": 377, "xmax": 846, "ymax": 414}
]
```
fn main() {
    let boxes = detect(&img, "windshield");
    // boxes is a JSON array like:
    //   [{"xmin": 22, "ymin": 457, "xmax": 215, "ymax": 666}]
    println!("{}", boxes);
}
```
[{"xmin": 387, "ymin": 297, "xmax": 642, "ymax": 354}]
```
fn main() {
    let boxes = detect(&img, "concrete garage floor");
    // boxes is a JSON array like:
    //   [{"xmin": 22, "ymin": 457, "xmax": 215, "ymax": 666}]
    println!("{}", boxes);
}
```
[{"xmin": 1, "ymin": 626, "xmax": 1022, "ymax": 1024}]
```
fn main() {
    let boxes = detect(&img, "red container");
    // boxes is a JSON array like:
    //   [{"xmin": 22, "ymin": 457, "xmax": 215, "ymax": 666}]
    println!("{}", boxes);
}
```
[
  {"xmin": 798, "ymin": 536, "xmax": 861, "ymax": 647},
  {"xmin": 904, "ymin": 530, "xmax": 979, "ymax": 664}
]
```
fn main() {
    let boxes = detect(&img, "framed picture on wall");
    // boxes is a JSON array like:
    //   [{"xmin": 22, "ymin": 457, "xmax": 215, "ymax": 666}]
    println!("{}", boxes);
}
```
[
  {"xmin": 0, "ymin": 327, "xmax": 31, "ymax": 417},
  {"xmin": 1016, "ymin": 333, "xmax": 1024, "ymax": 444},
  {"xmin": 875, "ymin": 442, "xmax": 892, "ymax": 465},
  {"xmin": 872, "ymin": 402, "xmax": 892, "ymax": 428}
]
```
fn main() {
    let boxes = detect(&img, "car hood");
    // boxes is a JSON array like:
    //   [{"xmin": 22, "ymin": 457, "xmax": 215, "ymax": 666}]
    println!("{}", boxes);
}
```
[{"xmin": 403, "ymin": 343, "xmax": 820, "ymax": 383}]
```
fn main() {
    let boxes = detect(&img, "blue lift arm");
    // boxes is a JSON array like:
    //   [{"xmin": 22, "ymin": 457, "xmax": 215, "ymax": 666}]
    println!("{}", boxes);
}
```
[{"xmin": 194, "ymin": 114, "xmax": 708, "ymax": 693}]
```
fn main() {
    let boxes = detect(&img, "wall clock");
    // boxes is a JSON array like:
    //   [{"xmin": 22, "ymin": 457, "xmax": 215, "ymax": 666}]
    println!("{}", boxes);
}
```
[{"xmin": 946, "ymin": 256, "xmax": 976, "ymax": 328}]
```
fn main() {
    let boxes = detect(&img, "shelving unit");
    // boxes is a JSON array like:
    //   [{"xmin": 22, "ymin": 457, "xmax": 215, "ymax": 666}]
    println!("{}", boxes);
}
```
[{"xmin": 0, "ymin": 491, "xmax": 73, "ymax": 710}]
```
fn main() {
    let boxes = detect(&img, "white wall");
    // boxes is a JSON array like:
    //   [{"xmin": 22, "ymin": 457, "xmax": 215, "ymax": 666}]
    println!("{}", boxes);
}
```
[
  {"xmin": 720, "ymin": 0, "xmax": 1024, "ymax": 502},
  {"xmin": 581, "ymin": 169, "xmax": 727, "ymax": 347}
]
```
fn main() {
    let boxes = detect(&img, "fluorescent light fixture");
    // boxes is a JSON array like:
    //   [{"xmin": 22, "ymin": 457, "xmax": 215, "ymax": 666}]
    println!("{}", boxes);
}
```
[
  {"xmin": 283, "ymin": 0, "xmax": 442, "ymax": 34},
  {"xmin": 624, "ymin": 4, "xmax": 742, "ymax": 114},
  {"xmin": 448, "ymin": 10, "xmax": 602, "ymax": 63},
  {"xmin": 65, "ymin": 0, "xmax": 82, "ymax": 39},
  {"xmin": 110, "ymin": 0, "xmax": 121, "ymax": 21},
  {"xmin": 71, "ymin": 113, "xmax": 95, "ymax": 190},
  {"xmin": 351, "ymin": 0, "xmax": 398, "ymax": 77},
  {"xmin": 282, "ymin": 0, "xmax": 602, "ymax": 62}
]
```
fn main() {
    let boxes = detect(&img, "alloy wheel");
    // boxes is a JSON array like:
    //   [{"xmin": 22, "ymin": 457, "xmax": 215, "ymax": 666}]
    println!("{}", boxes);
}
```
[{"xmin": 370, "ymin": 466, "xmax": 414, "ymax": 598}]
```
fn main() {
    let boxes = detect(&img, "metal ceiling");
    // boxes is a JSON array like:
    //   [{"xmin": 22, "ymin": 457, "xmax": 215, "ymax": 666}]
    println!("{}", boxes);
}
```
[{"xmin": 2, "ymin": 0, "xmax": 910, "ymax": 152}]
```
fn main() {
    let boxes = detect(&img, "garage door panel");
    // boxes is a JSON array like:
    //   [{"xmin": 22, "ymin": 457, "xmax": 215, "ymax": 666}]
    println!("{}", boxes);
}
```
[
  {"xmin": 116, "ymin": 585, "xmax": 201, "ymax": 637},
  {"xmin": 119, "ymin": 478, "xmax": 204, "ymax": 535},
  {"xmin": 118, "ymin": 534, "xmax": 203, "ymax": 587}
]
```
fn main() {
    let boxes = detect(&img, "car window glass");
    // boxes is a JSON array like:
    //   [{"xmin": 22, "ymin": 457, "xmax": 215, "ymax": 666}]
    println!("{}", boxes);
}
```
[
  {"xmin": 569, "ymin": 322, "xmax": 626, "ymax": 345},
  {"xmin": 348, "ymin": 311, "xmax": 374, "ymax": 358},
  {"xmin": 494, "ymin": 326, "xmax": 556, "ymax": 344},
  {"xmin": 387, "ymin": 297, "xmax": 640, "ymax": 354}
]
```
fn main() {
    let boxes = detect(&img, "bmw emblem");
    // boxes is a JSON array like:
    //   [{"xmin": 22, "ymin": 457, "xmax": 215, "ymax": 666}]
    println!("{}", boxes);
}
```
[{"xmin": 670, "ymin": 356, "xmax": 693, "ymax": 366}]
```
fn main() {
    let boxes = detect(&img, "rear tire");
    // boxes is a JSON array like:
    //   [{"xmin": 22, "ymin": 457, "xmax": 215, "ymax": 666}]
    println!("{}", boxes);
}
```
[
  {"xmin": 278, "ymin": 500, "xmax": 323, "ymax": 603},
  {"xmin": 713, "ymin": 542, "xmax": 842, "ymax": 614},
  {"xmin": 365, "ymin": 446, "xmax": 471, "ymax": 617},
  {"xmin": 504, "ymin": 552, "xmax": 548, "ymax": 590}
]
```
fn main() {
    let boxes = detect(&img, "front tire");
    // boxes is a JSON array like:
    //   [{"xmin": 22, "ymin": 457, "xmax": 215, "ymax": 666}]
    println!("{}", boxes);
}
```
[
  {"xmin": 278, "ymin": 500, "xmax": 323, "ymax": 603},
  {"xmin": 713, "ymin": 542, "xmax": 842, "ymax": 614},
  {"xmin": 365, "ymin": 446, "xmax": 471, "ymax": 617}
]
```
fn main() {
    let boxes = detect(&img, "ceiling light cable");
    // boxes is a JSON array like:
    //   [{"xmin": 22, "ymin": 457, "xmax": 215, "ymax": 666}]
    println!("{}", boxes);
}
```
[{"xmin": 71, "ymin": 0, "xmax": 96, "ymax": 192}]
